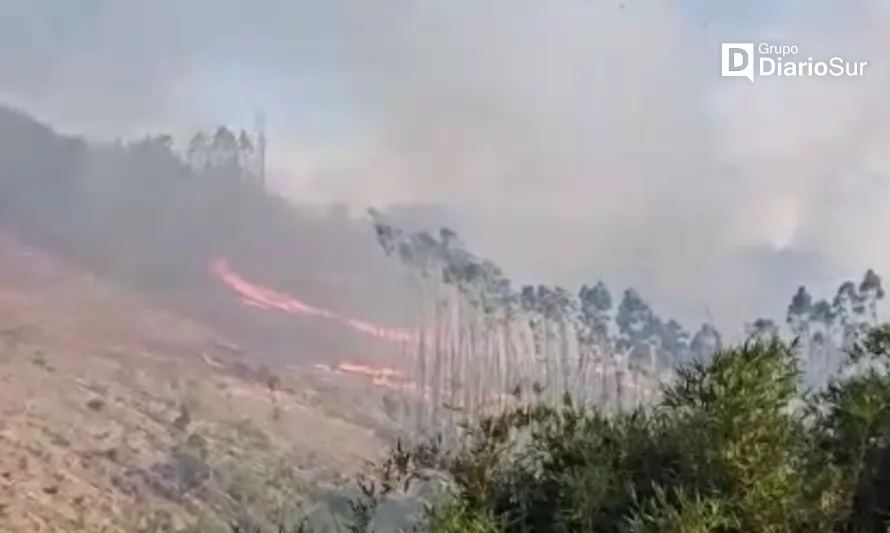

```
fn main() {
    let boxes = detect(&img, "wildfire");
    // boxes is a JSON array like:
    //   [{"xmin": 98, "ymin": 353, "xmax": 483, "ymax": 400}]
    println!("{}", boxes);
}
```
[
  {"xmin": 209, "ymin": 258, "xmax": 416, "ymax": 343},
  {"xmin": 208, "ymin": 258, "xmax": 517, "ymax": 414}
]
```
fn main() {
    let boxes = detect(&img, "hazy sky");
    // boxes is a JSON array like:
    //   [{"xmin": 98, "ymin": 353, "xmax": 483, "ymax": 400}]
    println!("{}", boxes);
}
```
[{"xmin": 1, "ymin": 0, "xmax": 888, "ymax": 333}]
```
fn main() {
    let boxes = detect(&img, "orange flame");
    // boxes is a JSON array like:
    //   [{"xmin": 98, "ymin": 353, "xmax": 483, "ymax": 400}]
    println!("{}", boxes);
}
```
[
  {"xmin": 209, "ymin": 258, "xmax": 415, "ymax": 343},
  {"xmin": 209, "ymin": 259, "xmax": 513, "ymax": 413}
]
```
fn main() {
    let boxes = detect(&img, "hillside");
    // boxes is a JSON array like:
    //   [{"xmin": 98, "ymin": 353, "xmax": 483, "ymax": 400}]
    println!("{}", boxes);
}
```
[{"xmin": 0, "ymin": 233, "xmax": 401, "ymax": 532}]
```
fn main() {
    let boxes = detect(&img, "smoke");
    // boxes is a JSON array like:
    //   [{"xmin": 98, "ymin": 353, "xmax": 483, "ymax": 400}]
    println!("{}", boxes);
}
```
[
  {"xmin": 700, "ymin": 0, "xmax": 890, "ymax": 328},
  {"xmin": 1, "ymin": 0, "xmax": 889, "ymax": 333}
]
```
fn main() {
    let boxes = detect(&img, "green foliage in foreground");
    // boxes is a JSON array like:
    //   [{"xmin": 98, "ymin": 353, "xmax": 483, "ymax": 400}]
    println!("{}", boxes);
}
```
[
  {"xmin": 171, "ymin": 325, "xmax": 890, "ymax": 533},
  {"xmin": 376, "ymin": 325, "xmax": 890, "ymax": 533}
]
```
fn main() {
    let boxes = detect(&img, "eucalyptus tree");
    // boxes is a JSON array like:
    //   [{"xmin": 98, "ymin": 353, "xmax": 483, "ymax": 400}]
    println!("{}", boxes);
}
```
[
  {"xmin": 859, "ymin": 269, "xmax": 885, "ymax": 325},
  {"xmin": 689, "ymin": 322, "xmax": 723, "ymax": 361},
  {"xmin": 367, "ymin": 214, "xmax": 704, "ymax": 428},
  {"xmin": 615, "ymin": 289, "xmax": 662, "ymax": 408},
  {"xmin": 578, "ymin": 282, "xmax": 614, "ymax": 407},
  {"xmin": 369, "ymin": 216, "xmax": 522, "ymax": 435},
  {"xmin": 765, "ymin": 270, "xmax": 886, "ymax": 387},
  {"xmin": 660, "ymin": 319, "xmax": 691, "ymax": 366}
]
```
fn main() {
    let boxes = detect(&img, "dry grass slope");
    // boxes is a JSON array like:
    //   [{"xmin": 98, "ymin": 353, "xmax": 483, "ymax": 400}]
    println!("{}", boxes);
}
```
[{"xmin": 0, "ymin": 234, "xmax": 394, "ymax": 532}]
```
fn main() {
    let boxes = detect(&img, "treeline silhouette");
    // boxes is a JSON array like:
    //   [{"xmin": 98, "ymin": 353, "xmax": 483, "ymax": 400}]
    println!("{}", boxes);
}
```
[{"xmin": 366, "ymin": 211, "xmax": 884, "ymax": 441}]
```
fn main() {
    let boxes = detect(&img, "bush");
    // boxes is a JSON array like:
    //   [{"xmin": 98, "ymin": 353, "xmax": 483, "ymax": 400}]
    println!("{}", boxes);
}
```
[{"xmin": 381, "ymin": 329, "xmax": 890, "ymax": 533}]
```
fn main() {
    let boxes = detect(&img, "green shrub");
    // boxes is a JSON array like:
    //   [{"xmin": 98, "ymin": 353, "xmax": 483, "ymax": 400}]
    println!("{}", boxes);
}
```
[{"xmin": 398, "ymin": 331, "xmax": 890, "ymax": 533}]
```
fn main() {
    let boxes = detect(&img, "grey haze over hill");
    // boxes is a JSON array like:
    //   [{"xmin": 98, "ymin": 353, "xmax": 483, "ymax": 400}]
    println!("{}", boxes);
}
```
[{"xmin": 1, "ymin": 0, "xmax": 888, "ymax": 334}]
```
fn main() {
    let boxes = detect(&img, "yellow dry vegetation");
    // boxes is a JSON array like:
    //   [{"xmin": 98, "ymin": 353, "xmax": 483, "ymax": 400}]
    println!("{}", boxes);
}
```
[{"xmin": 0, "ymin": 236, "xmax": 392, "ymax": 532}]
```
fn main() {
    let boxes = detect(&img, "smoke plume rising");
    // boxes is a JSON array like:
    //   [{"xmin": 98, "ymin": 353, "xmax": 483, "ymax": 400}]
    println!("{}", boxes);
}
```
[{"xmin": 1, "ymin": 0, "xmax": 888, "ymax": 333}]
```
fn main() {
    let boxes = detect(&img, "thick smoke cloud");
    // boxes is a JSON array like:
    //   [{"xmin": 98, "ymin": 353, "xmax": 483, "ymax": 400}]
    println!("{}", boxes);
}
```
[{"xmin": 0, "ymin": 0, "xmax": 888, "ymax": 334}]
